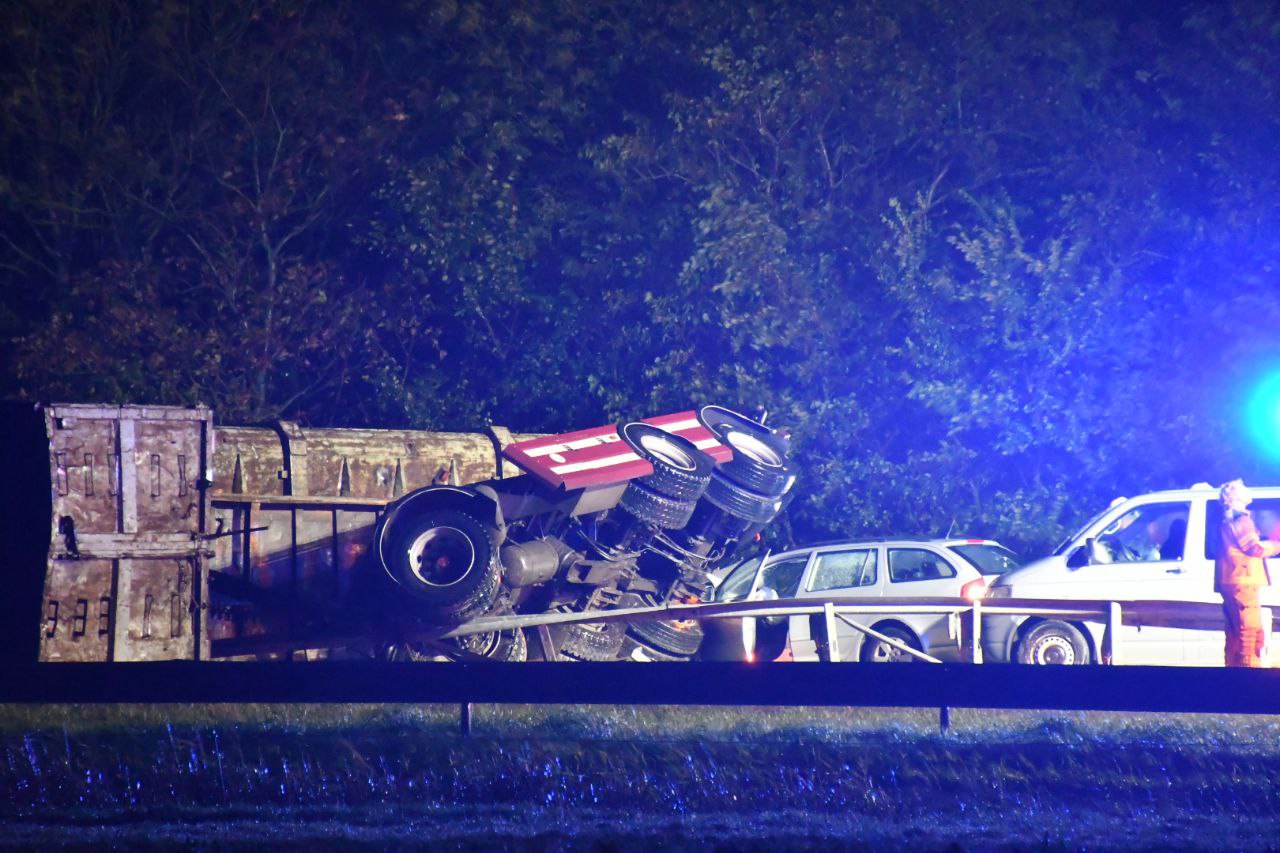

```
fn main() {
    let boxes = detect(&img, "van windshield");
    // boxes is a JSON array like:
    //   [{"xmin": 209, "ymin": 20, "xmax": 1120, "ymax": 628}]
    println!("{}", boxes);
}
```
[{"xmin": 1051, "ymin": 504, "xmax": 1118, "ymax": 555}]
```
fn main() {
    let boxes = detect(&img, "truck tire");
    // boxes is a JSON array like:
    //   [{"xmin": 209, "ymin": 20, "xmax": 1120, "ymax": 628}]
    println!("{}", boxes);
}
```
[
  {"xmin": 620, "ymin": 591, "xmax": 704, "ymax": 657},
  {"xmin": 859, "ymin": 625, "xmax": 921, "ymax": 663},
  {"xmin": 383, "ymin": 642, "xmax": 440, "ymax": 662},
  {"xmin": 1016, "ymin": 621, "xmax": 1091, "ymax": 665},
  {"xmin": 703, "ymin": 471, "xmax": 783, "ymax": 523},
  {"xmin": 716, "ymin": 426, "xmax": 796, "ymax": 497},
  {"xmin": 444, "ymin": 596, "xmax": 528, "ymax": 662},
  {"xmin": 619, "ymin": 422, "xmax": 715, "ymax": 501},
  {"xmin": 623, "ymin": 635, "xmax": 690, "ymax": 662},
  {"xmin": 381, "ymin": 509, "xmax": 501, "ymax": 621},
  {"xmin": 553, "ymin": 619, "xmax": 627, "ymax": 661},
  {"xmin": 453, "ymin": 623, "xmax": 528, "ymax": 662},
  {"xmin": 619, "ymin": 481, "xmax": 697, "ymax": 529}
]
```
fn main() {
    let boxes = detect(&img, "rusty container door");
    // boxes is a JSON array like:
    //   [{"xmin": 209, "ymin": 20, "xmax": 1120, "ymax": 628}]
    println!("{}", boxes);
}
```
[{"xmin": 39, "ymin": 405, "xmax": 212, "ymax": 663}]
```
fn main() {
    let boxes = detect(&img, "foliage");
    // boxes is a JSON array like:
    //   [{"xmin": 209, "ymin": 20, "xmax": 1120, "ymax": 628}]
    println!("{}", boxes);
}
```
[{"xmin": 4, "ymin": 0, "xmax": 1280, "ymax": 550}]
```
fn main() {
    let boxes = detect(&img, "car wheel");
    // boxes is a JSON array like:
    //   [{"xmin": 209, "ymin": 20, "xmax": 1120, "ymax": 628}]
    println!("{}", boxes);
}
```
[
  {"xmin": 1016, "ymin": 621, "xmax": 1091, "ymax": 665},
  {"xmin": 859, "ymin": 625, "xmax": 921, "ymax": 663},
  {"xmin": 619, "ymin": 422, "xmax": 715, "ymax": 501},
  {"xmin": 380, "ymin": 509, "xmax": 501, "ymax": 621}
]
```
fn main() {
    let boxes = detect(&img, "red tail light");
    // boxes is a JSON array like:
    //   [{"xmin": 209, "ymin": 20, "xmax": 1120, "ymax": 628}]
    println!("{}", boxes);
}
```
[{"xmin": 960, "ymin": 578, "xmax": 987, "ymax": 601}]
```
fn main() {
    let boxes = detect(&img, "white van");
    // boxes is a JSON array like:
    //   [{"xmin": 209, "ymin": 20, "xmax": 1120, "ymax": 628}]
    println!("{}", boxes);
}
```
[{"xmin": 983, "ymin": 484, "xmax": 1280, "ymax": 666}]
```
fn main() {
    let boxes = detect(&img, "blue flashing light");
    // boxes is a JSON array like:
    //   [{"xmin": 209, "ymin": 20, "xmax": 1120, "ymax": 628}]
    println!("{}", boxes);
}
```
[{"xmin": 1246, "ymin": 372, "xmax": 1280, "ymax": 462}]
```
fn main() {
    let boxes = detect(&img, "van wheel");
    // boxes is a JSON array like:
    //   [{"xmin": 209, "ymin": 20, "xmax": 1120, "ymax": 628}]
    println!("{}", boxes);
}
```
[
  {"xmin": 1017, "ymin": 621, "xmax": 1091, "ymax": 665},
  {"xmin": 860, "ymin": 625, "xmax": 920, "ymax": 663}
]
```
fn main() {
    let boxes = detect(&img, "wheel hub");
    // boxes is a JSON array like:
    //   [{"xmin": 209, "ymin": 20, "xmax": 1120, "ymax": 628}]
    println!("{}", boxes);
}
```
[
  {"xmin": 406, "ymin": 526, "xmax": 475, "ymax": 587},
  {"xmin": 1033, "ymin": 636, "xmax": 1076, "ymax": 665},
  {"xmin": 640, "ymin": 433, "xmax": 697, "ymax": 471},
  {"xmin": 725, "ymin": 429, "xmax": 782, "ymax": 467}
]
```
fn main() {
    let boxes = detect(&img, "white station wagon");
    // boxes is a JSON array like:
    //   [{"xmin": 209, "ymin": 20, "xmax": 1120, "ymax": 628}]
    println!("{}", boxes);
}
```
[
  {"xmin": 983, "ymin": 484, "xmax": 1280, "ymax": 666},
  {"xmin": 707, "ymin": 538, "xmax": 1021, "ymax": 662}
]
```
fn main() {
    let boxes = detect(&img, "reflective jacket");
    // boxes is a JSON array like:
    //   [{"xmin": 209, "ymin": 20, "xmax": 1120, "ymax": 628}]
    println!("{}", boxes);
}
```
[{"xmin": 1216, "ymin": 510, "xmax": 1280, "ymax": 590}]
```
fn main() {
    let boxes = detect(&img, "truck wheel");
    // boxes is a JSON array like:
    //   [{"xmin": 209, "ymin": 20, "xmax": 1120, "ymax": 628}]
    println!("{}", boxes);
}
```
[
  {"xmin": 619, "ymin": 422, "xmax": 714, "ymax": 501},
  {"xmin": 453, "ymin": 623, "xmax": 528, "ymax": 662},
  {"xmin": 716, "ymin": 426, "xmax": 796, "ymax": 497},
  {"xmin": 383, "ymin": 642, "xmax": 440, "ymax": 662},
  {"xmin": 1016, "ymin": 621, "xmax": 1091, "ymax": 665},
  {"xmin": 446, "ymin": 597, "xmax": 528, "ymax": 662},
  {"xmin": 860, "ymin": 625, "xmax": 921, "ymax": 663},
  {"xmin": 382, "ymin": 509, "xmax": 501, "ymax": 621},
  {"xmin": 703, "ymin": 471, "xmax": 783, "ymax": 523},
  {"xmin": 621, "ymin": 591, "xmax": 704, "ymax": 656},
  {"xmin": 619, "ymin": 481, "xmax": 697, "ymax": 529},
  {"xmin": 554, "ymin": 619, "xmax": 627, "ymax": 661},
  {"xmin": 623, "ymin": 635, "xmax": 690, "ymax": 662}
]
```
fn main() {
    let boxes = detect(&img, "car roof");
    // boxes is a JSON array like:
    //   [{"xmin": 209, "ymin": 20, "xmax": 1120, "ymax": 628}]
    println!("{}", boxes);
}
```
[
  {"xmin": 1119, "ymin": 484, "xmax": 1280, "ymax": 502},
  {"xmin": 765, "ymin": 537, "xmax": 1005, "ymax": 560}
]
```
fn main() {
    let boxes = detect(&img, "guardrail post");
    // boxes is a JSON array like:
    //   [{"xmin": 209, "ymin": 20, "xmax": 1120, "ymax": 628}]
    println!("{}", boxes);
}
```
[
  {"xmin": 460, "ymin": 702, "xmax": 473, "ymax": 737},
  {"xmin": 940, "ymin": 706, "xmax": 951, "ymax": 735},
  {"xmin": 536, "ymin": 625, "xmax": 560, "ymax": 662},
  {"xmin": 968, "ymin": 601, "xmax": 983, "ymax": 664},
  {"xmin": 1106, "ymin": 602, "xmax": 1122, "ymax": 666},
  {"xmin": 823, "ymin": 602, "xmax": 842, "ymax": 663}
]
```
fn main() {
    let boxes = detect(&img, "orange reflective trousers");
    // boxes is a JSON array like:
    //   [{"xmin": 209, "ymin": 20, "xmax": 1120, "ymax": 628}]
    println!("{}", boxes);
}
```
[{"xmin": 1221, "ymin": 585, "xmax": 1265, "ymax": 667}]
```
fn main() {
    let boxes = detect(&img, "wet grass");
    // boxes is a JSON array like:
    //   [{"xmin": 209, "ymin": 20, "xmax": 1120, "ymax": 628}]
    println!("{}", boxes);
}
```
[{"xmin": 3, "ymin": 704, "xmax": 1280, "ymax": 849}]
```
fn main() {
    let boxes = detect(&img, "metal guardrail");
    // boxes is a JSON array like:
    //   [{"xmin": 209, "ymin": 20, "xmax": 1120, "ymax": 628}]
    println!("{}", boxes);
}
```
[
  {"xmin": 5, "ymin": 595, "xmax": 1279, "ymax": 720},
  {"xmin": 2, "ymin": 659, "xmax": 1280, "ymax": 715},
  {"xmin": 443, "ymin": 594, "xmax": 1259, "ymax": 666}
]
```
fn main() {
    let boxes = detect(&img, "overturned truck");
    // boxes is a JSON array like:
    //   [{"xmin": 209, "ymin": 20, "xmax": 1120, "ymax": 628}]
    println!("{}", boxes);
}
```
[{"xmin": 37, "ymin": 403, "xmax": 796, "ymax": 663}]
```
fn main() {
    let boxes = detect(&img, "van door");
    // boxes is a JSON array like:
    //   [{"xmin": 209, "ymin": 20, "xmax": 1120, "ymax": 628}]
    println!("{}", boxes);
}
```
[{"xmin": 1071, "ymin": 500, "xmax": 1200, "ymax": 664}]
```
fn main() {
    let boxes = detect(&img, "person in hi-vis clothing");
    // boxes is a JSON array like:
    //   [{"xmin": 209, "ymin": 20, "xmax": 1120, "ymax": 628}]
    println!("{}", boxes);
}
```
[{"xmin": 1216, "ymin": 480, "xmax": 1280, "ymax": 667}]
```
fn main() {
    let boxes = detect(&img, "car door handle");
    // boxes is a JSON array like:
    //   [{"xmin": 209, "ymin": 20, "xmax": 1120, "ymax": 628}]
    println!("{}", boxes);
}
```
[{"xmin": 1165, "ymin": 568, "xmax": 1185, "ymax": 574}]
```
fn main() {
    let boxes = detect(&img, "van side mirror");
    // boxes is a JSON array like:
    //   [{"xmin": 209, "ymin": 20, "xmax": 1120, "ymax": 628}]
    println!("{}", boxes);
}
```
[
  {"xmin": 1066, "ymin": 545, "xmax": 1089, "ymax": 569},
  {"xmin": 1086, "ymin": 537, "xmax": 1111, "ymax": 564}
]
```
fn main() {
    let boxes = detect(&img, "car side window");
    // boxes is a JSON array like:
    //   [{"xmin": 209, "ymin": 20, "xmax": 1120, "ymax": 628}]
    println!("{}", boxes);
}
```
[
  {"xmin": 888, "ymin": 549, "xmax": 956, "ymax": 583},
  {"xmin": 1097, "ymin": 501, "xmax": 1190, "ymax": 563},
  {"xmin": 715, "ymin": 556, "xmax": 762, "ymax": 602},
  {"xmin": 1255, "ymin": 500, "xmax": 1280, "ymax": 543},
  {"xmin": 807, "ymin": 549, "xmax": 877, "ymax": 593},
  {"xmin": 759, "ymin": 557, "xmax": 809, "ymax": 598}
]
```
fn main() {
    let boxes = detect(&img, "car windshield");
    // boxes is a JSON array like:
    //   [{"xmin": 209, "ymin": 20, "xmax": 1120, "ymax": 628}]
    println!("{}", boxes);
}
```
[
  {"xmin": 714, "ymin": 556, "xmax": 762, "ymax": 602},
  {"xmin": 951, "ymin": 543, "xmax": 1022, "ymax": 575}
]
